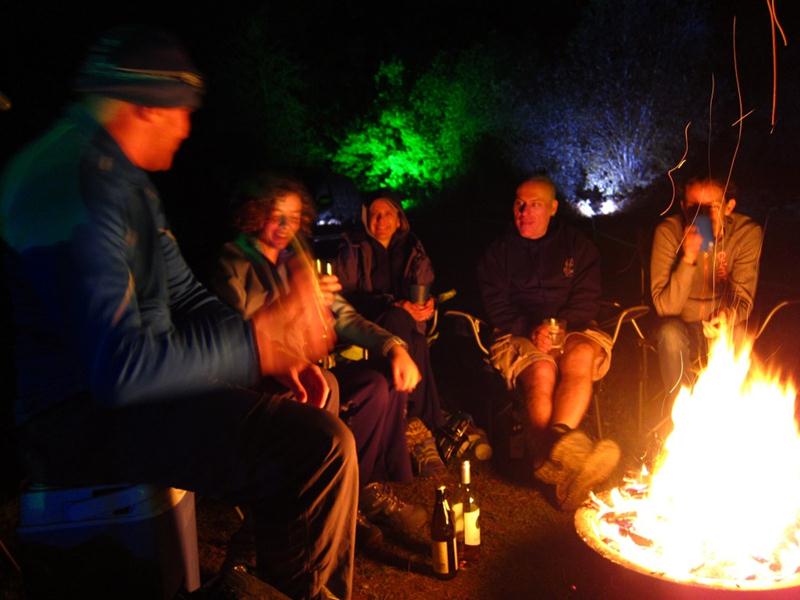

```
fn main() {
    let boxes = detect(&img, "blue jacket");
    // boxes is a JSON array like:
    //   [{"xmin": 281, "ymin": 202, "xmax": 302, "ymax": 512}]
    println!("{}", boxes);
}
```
[{"xmin": 1, "ymin": 104, "xmax": 258, "ymax": 425}]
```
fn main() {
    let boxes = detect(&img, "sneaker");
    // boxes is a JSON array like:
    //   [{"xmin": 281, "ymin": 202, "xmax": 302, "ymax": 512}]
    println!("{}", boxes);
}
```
[
  {"xmin": 356, "ymin": 509, "xmax": 383, "ymax": 549},
  {"xmin": 406, "ymin": 417, "xmax": 446, "ymax": 477},
  {"xmin": 557, "ymin": 438, "xmax": 620, "ymax": 511},
  {"xmin": 360, "ymin": 482, "xmax": 428, "ymax": 538}
]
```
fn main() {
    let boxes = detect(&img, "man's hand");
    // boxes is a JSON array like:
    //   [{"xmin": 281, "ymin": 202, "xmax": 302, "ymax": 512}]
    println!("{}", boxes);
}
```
[
  {"xmin": 702, "ymin": 308, "xmax": 732, "ymax": 340},
  {"xmin": 397, "ymin": 297, "xmax": 435, "ymax": 322},
  {"xmin": 251, "ymin": 265, "xmax": 336, "ymax": 377},
  {"xmin": 531, "ymin": 323, "xmax": 553, "ymax": 354},
  {"xmin": 387, "ymin": 344, "xmax": 421, "ymax": 392},
  {"xmin": 277, "ymin": 363, "xmax": 330, "ymax": 408},
  {"xmin": 317, "ymin": 274, "xmax": 342, "ymax": 307},
  {"xmin": 682, "ymin": 225, "xmax": 703, "ymax": 265}
]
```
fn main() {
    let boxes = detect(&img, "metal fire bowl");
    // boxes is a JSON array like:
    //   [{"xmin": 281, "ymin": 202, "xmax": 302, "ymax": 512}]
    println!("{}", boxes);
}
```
[{"xmin": 575, "ymin": 494, "xmax": 800, "ymax": 595}]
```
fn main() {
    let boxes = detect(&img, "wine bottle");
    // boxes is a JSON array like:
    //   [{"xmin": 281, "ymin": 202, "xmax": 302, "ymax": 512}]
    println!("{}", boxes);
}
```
[
  {"xmin": 430, "ymin": 485, "xmax": 458, "ymax": 579},
  {"xmin": 456, "ymin": 460, "xmax": 480, "ymax": 564}
]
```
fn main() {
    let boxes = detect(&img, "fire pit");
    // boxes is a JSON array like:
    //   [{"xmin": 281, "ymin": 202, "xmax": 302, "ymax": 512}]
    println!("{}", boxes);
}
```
[{"xmin": 575, "ymin": 325, "xmax": 800, "ymax": 595}]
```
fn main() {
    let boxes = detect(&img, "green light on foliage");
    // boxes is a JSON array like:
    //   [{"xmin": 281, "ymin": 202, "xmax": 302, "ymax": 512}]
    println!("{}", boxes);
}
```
[
  {"xmin": 400, "ymin": 197, "xmax": 420, "ymax": 211},
  {"xmin": 332, "ymin": 57, "xmax": 495, "ymax": 204}
]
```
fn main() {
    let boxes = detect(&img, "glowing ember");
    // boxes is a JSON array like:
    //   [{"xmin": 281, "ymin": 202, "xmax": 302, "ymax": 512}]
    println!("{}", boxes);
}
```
[{"xmin": 580, "ymin": 324, "xmax": 800, "ymax": 588}]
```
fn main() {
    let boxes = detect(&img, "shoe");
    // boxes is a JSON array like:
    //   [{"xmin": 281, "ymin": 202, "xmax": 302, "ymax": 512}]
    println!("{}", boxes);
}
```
[
  {"xmin": 557, "ymin": 438, "xmax": 620, "ymax": 511},
  {"xmin": 221, "ymin": 514, "xmax": 257, "ymax": 574},
  {"xmin": 533, "ymin": 429, "xmax": 593, "ymax": 486},
  {"xmin": 356, "ymin": 509, "xmax": 383, "ymax": 549},
  {"xmin": 406, "ymin": 418, "xmax": 446, "ymax": 477},
  {"xmin": 435, "ymin": 411, "xmax": 472, "ymax": 464},
  {"xmin": 461, "ymin": 422, "xmax": 493, "ymax": 461},
  {"xmin": 198, "ymin": 564, "xmax": 291, "ymax": 599},
  {"xmin": 360, "ymin": 482, "xmax": 428, "ymax": 538}
]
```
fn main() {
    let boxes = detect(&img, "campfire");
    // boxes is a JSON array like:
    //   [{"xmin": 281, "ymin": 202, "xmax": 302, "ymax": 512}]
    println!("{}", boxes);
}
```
[{"xmin": 576, "ymin": 324, "xmax": 800, "ymax": 591}]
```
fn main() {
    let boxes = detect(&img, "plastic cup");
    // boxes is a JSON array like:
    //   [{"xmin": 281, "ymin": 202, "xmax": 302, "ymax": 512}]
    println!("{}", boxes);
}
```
[{"xmin": 543, "ymin": 318, "xmax": 566, "ymax": 354}]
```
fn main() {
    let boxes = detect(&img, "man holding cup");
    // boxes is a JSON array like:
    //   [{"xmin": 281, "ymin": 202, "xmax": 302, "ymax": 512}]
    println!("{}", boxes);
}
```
[
  {"xmin": 650, "ymin": 177, "xmax": 762, "ymax": 405},
  {"xmin": 477, "ymin": 175, "xmax": 619, "ymax": 510}
]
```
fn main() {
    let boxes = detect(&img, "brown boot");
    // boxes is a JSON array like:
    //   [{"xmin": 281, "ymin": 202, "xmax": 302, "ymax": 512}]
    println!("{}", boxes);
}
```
[
  {"xmin": 532, "ymin": 429, "xmax": 593, "ymax": 486},
  {"xmin": 557, "ymin": 439, "xmax": 620, "ymax": 511}
]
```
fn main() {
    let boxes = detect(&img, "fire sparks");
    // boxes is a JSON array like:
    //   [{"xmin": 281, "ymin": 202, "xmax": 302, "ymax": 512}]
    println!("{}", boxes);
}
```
[{"xmin": 580, "ymin": 325, "xmax": 800, "ymax": 588}]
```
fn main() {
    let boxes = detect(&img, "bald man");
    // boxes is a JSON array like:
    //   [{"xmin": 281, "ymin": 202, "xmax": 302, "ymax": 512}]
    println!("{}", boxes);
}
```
[{"xmin": 477, "ymin": 175, "xmax": 619, "ymax": 511}]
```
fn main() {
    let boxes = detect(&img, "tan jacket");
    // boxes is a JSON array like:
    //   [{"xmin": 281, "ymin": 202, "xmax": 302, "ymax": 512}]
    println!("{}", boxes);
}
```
[{"xmin": 650, "ymin": 212, "xmax": 762, "ymax": 324}]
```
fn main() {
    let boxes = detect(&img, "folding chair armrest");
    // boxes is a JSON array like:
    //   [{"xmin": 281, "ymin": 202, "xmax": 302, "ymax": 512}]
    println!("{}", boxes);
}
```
[
  {"xmin": 598, "ymin": 304, "xmax": 651, "ymax": 346},
  {"xmin": 443, "ymin": 310, "xmax": 491, "ymax": 356}
]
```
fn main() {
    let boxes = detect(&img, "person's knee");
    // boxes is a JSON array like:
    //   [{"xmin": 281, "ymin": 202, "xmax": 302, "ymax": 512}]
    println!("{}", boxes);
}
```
[
  {"xmin": 309, "ymin": 409, "xmax": 358, "ymax": 469},
  {"xmin": 656, "ymin": 319, "xmax": 688, "ymax": 354},
  {"xmin": 518, "ymin": 360, "xmax": 556, "ymax": 395},
  {"xmin": 559, "ymin": 341, "xmax": 595, "ymax": 376},
  {"xmin": 363, "ymin": 370, "xmax": 390, "ymax": 408}
]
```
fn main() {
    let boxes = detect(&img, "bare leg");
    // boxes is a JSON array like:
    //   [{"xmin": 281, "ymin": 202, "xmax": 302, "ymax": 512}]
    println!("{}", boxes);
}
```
[
  {"xmin": 551, "ymin": 338, "xmax": 599, "ymax": 428},
  {"xmin": 517, "ymin": 360, "xmax": 557, "ymax": 431}
]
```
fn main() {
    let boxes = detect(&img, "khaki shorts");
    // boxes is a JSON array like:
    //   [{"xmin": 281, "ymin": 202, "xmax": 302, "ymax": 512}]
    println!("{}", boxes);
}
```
[{"xmin": 489, "ymin": 329, "xmax": 613, "ymax": 390}]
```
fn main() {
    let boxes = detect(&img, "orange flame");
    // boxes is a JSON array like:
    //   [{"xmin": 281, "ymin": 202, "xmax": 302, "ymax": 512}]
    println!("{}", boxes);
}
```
[{"xmin": 592, "ymin": 324, "xmax": 800, "ymax": 585}]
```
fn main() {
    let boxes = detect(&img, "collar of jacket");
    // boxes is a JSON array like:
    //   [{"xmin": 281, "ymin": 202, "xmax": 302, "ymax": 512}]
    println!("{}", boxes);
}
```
[{"xmin": 66, "ymin": 102, "xmax": 151, "ymax": 187}]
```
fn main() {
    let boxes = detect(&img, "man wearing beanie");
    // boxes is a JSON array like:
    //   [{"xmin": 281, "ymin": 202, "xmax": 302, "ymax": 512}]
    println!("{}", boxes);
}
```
[{"xmin": 1, "ymin": 26, "xmax": 356, "ymax": 600}]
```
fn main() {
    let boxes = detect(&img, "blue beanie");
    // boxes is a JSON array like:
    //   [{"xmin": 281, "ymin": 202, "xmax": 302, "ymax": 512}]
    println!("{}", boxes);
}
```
[{"xmin": 73, "ymin": 25, "xmax": 204, "ymax": 108}]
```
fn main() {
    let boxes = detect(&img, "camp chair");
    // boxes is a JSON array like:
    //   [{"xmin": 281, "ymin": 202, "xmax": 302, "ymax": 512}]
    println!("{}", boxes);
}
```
[
  {"xmin": 442, "ymin": 302, "xmax": 650, "ymax": 440},
  {"xmin": 323, "ymin": 288, "xmax": 458, "ymax": 369}
]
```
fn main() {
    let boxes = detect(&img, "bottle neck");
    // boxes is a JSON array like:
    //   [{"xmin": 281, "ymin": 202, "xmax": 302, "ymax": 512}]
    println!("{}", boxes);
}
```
[{"xmin": 460, "ymin": 461, "xmax": 471, "ymax": 485}]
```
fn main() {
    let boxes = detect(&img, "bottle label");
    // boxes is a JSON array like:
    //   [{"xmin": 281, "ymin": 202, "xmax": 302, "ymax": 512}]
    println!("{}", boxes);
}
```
[
  {"xmin": 452, "ymin": 502, "xmax": 464, "ymax": 537},
  {"xmin": 464, "ymin": 509, "xmax": 480, "ymax": 546},
  {"xmin": 432, "ymin": 541, "xmax": 449, "ymax": 574}
]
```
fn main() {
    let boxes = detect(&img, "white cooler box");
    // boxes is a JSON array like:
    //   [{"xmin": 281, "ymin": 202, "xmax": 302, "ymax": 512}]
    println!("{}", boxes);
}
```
[{"xmin": 17, "ymin": 484, "xmax": 200, "ymax": 598}]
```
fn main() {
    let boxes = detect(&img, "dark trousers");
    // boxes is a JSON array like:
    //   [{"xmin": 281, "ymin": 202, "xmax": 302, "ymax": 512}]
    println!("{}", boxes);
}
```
[
  {"xmin": 376, "ymin": 306, "xmax": 445, "ymax": 430},
  {"xmin": 17, "ymin": 386, "xmax": 358, "ymax": 600},
  {"xmin": 334, "ymin": 363, "xmax": 413, "ymax": 485}
]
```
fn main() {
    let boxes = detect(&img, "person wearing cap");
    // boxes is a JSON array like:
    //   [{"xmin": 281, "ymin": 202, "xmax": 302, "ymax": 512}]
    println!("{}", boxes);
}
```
[
  {"xmin": 477, "ymin": 175, "xmax": 619, "ymax": 511},
  {"xmin": 0, "ymin": 26, "xmax": 356, "ymax": 600},
  {"xmin": 650, "ymin": 176, "xmax": 762, "ymax": 405},
  {"xmin": 210, "ymin": 172, "xmax": 430, "ymax": 544}
]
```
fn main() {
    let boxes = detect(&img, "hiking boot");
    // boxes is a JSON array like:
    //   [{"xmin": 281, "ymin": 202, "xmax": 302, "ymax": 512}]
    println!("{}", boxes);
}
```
[
  {"xmin": 435, "ymin": 411, "xmax": 473, "ymax": 464},
  {"xmin": 557, "ymin": 438, "xmax": 620, "ymax": 511},
  {"xmin": 406, "ymin": 417, "xmax": 446, "ymax": 477},
  {"xmin": 461, "ymin": 422, "xmax": 493, "ymax": 461},
  {"xmin": 360, "ymin": 482, "xmax": 428, "ymax": 538},
  {"xmin": 532, "ymin": 429, "xmax": 593, "ymax": 486},
  {"xmin": 356, "ymin": 509, "xmax": 383, "ymax": 549}
]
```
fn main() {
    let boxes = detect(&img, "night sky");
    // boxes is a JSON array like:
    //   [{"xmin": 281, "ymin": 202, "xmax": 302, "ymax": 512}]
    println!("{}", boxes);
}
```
[{"xmin": 3, "ymin": 1, "xmax": 797, "ymax": 163}]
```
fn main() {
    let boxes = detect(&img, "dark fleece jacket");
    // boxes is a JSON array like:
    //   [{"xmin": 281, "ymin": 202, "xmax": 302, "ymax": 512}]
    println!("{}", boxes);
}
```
[{"xmin": 477, "ymin": 219, "xmax": 602, "ymax": 337}]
